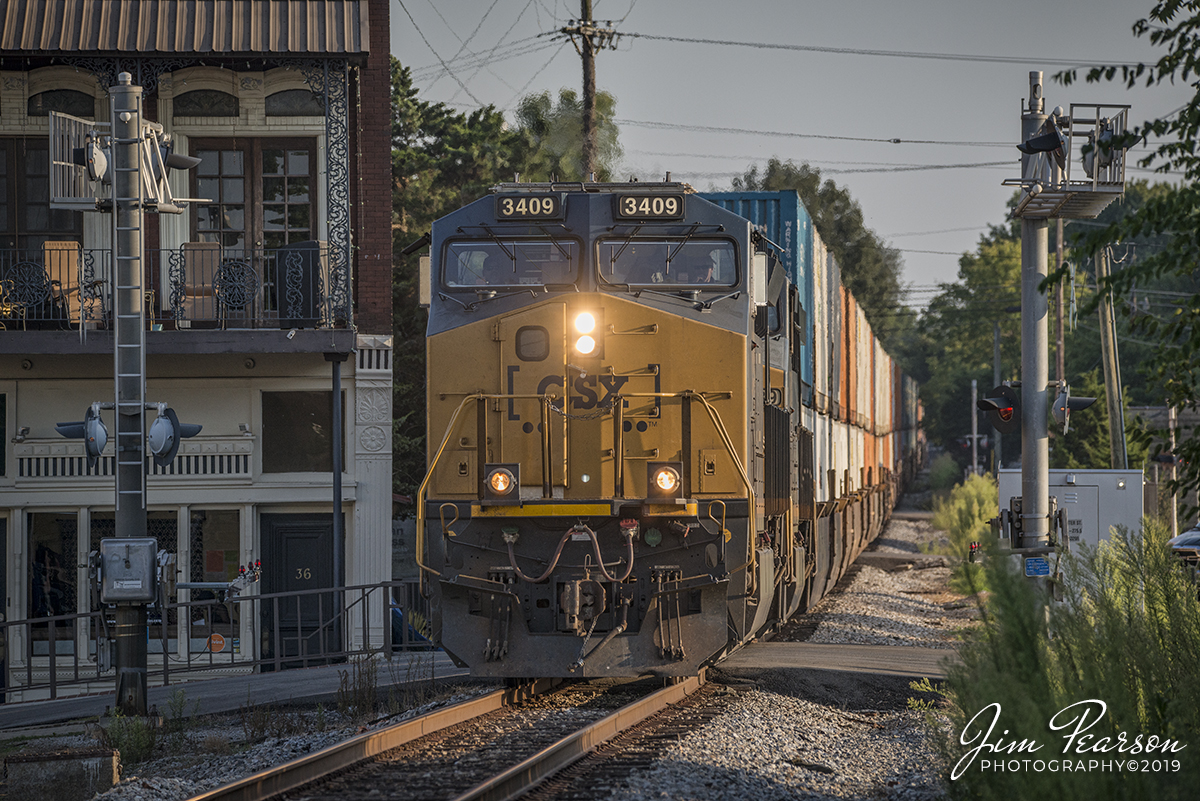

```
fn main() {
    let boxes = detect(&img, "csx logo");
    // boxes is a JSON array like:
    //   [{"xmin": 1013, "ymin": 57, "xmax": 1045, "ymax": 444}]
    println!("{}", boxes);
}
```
[{"xmin": 506, "ymin": 365, "xmax": 659, "ymax": 420}]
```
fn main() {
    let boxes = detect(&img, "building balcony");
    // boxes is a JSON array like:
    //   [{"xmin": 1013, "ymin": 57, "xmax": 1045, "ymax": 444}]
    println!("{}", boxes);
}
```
[{"xmin": 0, "ymin": 242, "xmax": 355, "ymax": 355}]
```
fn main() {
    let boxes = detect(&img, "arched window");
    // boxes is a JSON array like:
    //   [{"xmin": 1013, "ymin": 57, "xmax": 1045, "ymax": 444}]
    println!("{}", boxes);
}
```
[
  {"xmin": 265, "ymin": 89, "xmax": 324, "ymax": 117},
  {"xmin": 27, "ymin": 89, "xmax": 94, "ymax": 117},
  {"xmin": 173, "ymin": 90, "xmax": 239, "ymax": 118}
]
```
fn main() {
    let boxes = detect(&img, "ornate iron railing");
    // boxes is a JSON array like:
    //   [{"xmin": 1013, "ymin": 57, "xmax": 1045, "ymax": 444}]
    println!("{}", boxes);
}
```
[{"xmin": 0, "ymin": 243, "xmax": 350, "ymax": 331}]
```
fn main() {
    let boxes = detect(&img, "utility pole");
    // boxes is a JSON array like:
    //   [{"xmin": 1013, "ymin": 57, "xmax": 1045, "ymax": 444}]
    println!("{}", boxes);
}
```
[
  {"xmin": 993, "ymin": 322, "xmax": 1002, "ymax": 469},
  {"xmin": 971, "ymin": 379, "xmax": 979, "ymax": 476},
  {"xmin": 1169, "ymin": 406, "xmax": 1179, "ymax": 538},
  {"xmin": 1020, "ymin": 72, "xmax": 1051, "ymax": 550},
  {"xmin": 1056, "ymin": 218, "xmax": 1065, "ymax": 384},
  {"xmin": 562, "ymin": 2, "xmax": 619, "ymax": 179},
  {"xmin": 1095, "ymin": 247, "xmax": 1128, "ymax": 469}
]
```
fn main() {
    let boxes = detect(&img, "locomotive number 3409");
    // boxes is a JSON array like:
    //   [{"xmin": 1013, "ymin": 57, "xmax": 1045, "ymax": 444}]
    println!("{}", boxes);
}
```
[
  {"xmin": 496, "ymin": 195, "xmax": 561, "ymax": 219},
  {"xmin": 615, "ymin": 194, "xmax": 684, "ymax": 219}
]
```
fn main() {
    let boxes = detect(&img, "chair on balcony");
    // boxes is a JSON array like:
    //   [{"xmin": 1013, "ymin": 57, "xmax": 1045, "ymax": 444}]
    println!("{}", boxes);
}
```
[
  {"xmin": 178, "ymin": 242, "xmax": 220, "ymax": 327},
  {"xmin": 44, "ymin": 240, "xmax": 106, "ymax": 328},
  {"xmin": 213, "ymin": 259, "xmax": 260, "ymax": 328}
]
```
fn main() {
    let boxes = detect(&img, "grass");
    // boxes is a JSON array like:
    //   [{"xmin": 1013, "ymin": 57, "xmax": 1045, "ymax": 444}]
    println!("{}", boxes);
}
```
[{"xmin": 928, "ymin": 519, "xmax": 1200, "ymax": 799}]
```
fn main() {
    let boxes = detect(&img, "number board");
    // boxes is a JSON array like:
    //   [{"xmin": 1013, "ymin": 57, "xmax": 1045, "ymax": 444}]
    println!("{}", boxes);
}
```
[
  {"xmin": 614, "ymin": 194, "xmax": 685, "ymax": 220},
  {"xmin": 495, "ymin": 194, "xmax": 564, "ymax": 220}
]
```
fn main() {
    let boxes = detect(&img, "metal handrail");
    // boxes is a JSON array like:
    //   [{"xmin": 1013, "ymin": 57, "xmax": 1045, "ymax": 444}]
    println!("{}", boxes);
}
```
[{"xmin": 0, "ymin": 579, "xmax": 429, "ymax": 703}]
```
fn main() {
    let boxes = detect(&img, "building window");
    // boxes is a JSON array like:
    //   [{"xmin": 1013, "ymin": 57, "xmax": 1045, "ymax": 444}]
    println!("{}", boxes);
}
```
[
  {"xmin": 265, "ymin": 89, "xmax": 324, "ymax": 117},
  {"xmin": 27, "ymin": 89, "xmax": 94, "ymax": 117},
  {"xmin": 0, "ymin": 138, "xmax": 83, "ymax": 250},
  {"xmin": 173, "ymin": 90, "xmax": 239, "ymax": 118},
  {"xmin": 190, "ymin": 138, "xmax": 316, "ymax": 254},
  {"xmin": 261, "ymin": 390, "xmax": 344, "ymax": 473},
  {"xmin": 188, "ymin": 509, "xmax": 241, "ymax": 641},
  {"xmin": 29, "ymin": 512, "xmax": 77, "ymax": 635}
]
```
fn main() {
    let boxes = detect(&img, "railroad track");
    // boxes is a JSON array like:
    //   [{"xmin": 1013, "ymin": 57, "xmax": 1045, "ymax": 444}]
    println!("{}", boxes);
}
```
[{"xmin": 188, "ymin": 672, "xmax": 707, "ymax": 801}]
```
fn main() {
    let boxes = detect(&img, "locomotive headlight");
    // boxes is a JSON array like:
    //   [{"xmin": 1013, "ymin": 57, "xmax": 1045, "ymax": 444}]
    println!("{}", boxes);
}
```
[
  {"xmin": 574, "ymin": 312, "xmax": 596, "ymax": 334},
  {"xmin": 654, "ymin": 467, "xmax": 679, "ymax": 492},
  {"xmin": 647, "ymin": 461, "xmax": 685, "ymax": 501},
  {"xmin": 489, "ymin": 469, "xmax": 514, "ymax": 494},
  {"xmin": 570, "ymin": 309, "xmax": 603, "ymax": 357},
  {"xmin": 482, "ymin": 463, "xmax": 521, "ymax": 504}
]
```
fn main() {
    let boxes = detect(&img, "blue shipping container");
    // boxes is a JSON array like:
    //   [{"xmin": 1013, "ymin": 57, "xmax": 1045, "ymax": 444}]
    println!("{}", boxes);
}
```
[{"xmin": 700, "ymin": 191, "xmax": 815, "ymax": 393}]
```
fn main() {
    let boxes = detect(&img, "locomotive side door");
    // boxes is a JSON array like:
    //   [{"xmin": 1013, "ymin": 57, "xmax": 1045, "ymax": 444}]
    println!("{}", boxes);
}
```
[{"xmin": 495, "ymin": 303, "xmax": 568, "ymax": 493}]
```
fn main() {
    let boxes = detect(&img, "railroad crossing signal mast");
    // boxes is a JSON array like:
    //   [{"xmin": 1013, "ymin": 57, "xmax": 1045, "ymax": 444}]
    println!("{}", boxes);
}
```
[
  {"xmin": 1000, "ymin": 71, "xmax": 1128, "ymax": 576},
  {"xmin": 49, "ymin": 73, "xmax": 202, "ymax": 715}
]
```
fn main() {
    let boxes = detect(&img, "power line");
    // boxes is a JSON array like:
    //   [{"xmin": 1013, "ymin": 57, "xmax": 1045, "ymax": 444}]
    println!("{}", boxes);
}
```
[
  {"xmin": 888, "ymin": 225, "xmax": 991, "ymax": 238},
  {"xmin": 620, "ymin": 31, "xmax": 1145, "ymax": 69},
  {"xmin": 616, "ymin": 118, "xmax": 1009, "ymax": 147},
  {"xmin": 397, "ymin": 0, "xmax": 485, "ymax": 105},
  {"xmin": 504, "ymin": 42, "xmax": 570, "ymax": 108}
]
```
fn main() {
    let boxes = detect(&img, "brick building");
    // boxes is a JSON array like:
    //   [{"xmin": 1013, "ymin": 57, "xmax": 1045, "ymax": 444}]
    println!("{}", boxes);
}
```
[{"xmin": 0, "ymin": 0, "xmax": 393, "ymax": 687}]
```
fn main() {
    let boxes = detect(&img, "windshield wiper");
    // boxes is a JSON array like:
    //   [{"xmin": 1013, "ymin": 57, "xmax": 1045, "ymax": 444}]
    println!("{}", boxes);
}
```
[
  {"xmin": 467, "ymin": 288, "xmax": 539, "ymax": 311},
  {"xmin": 477, "ymin": 223, "xmax": 515, "ymax": 261},
  {"xmin": 695, "ymin": 290, "xmax": 741, "ymax": 312},
  {"xmin": 664, "ymin": 223, "xmax": 702, "ymax": 273}
]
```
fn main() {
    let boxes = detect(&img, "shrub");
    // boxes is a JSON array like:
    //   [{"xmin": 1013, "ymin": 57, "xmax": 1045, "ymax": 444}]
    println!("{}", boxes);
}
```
[
  {"xmin": 931, "ymin": 473, "xmax": 997, "ymax": 593},
  {"xmin": 932, "ymin": 519, "xmax": 1200, "ymax": 799},
  {"xmin": 101, "ymin": 710, "xmax": 157, "ymax": 764}
]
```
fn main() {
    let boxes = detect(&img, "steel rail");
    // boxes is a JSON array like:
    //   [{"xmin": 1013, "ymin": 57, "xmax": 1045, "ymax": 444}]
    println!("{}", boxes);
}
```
[
  {"xmin": 449, "ymin": 671, "xmax": 706, "ymax": 801},
  {"xmin": 185, "ymin": 678, "xmax": 560, "ymax": 801}
]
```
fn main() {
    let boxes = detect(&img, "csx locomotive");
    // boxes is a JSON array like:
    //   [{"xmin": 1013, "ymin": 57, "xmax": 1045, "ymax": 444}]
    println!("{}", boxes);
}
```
[{"xmin": 416, "ymin": 182, "xmax": 921, "ymax": 678}]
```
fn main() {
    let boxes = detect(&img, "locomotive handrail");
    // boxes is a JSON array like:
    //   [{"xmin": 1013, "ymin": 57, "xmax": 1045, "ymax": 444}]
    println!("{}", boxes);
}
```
[{"xmin": 418, "ymin": 392, "xmax": 563, "ymax": 589}]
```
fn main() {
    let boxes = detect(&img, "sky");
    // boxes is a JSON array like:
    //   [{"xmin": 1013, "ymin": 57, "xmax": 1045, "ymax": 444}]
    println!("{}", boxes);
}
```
[{"xmin": 389, "ymin": 0, "xmax": 1193, "ymax": 307}]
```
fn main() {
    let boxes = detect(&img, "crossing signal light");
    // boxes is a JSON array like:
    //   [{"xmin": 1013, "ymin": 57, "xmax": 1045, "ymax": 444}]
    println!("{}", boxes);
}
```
[
  {"xmin": 148, "ymin": 407, "xmax": 202, "ymax": 467},
  {"xmin": 1052, "ymin": 385, "xmax": 1096, "ymax": 435},
  {"xmin": 55, "ymin": 404, "xmax": 108, "ymax": 469},
  {"xmin": 977, "ymin": 385, "xmax": 1020, "ymax": 435}
]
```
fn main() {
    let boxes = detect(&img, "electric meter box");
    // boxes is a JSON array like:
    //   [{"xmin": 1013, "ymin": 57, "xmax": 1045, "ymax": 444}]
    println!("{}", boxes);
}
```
[
  {"xmin": 998, "ymin": 469, "xmax": 1144, "ymax": 551},
  {"xmin": 99, "ymin": 537, "xmax": 158, "ymax": 603}
]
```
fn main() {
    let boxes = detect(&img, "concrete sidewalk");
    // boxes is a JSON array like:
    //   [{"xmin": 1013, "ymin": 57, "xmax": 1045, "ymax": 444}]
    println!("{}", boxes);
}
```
[
  {"xmin": 721, "ymin": 641, "xmax": 959, "ymax": 679},
  {"xmin": 0, "ymin": 652, "xmax": 469, "ymax": 732}
]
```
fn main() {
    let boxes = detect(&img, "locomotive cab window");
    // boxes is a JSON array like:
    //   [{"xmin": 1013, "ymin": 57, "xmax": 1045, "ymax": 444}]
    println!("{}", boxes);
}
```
[
  {"xmin": 599, "ymin": 239, "xmax": 737, "ymax": 288},
  {"xmin": 443, "ymin": 239, "xmax": 576, "ymax": 289}
]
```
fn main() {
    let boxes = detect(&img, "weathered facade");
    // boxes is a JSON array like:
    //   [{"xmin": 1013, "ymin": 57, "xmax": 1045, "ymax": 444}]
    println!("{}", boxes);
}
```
[{"xmin": 0, "ymin": 0, "xmax": 393, "ymax": 684}]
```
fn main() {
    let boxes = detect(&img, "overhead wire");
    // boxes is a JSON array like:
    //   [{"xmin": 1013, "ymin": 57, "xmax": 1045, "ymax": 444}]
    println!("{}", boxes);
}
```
[
  {"xmin": 616, "ymin": 118, "xmax": 1010, "ymax": 147},
  {"xmin": 619, "ymin": 31, "xmax": 1146, "ymax": 69},
  {"xmin": 396, "ymin": 0, "xmax": 485, "ymax": 105}
]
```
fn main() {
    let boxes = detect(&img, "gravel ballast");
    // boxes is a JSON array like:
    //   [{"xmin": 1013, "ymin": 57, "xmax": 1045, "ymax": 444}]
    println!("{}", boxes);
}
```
[{"xmin": 2, "ymin": 510, "xmax": 970, "ymax": 801}]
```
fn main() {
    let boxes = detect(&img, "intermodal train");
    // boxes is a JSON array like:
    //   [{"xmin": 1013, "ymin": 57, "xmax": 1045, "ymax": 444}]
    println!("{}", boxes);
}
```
[{"xmin": 415, "ymin": 182, "xmax": 922, "ymax": 678}]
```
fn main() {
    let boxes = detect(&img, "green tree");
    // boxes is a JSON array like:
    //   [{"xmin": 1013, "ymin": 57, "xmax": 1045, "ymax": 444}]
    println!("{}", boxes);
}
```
[
  {"xmin": 1057, "ymin": 1, "xmax": 1200, "ymax": 512},
  {"xmin": 732, "ymin": 158, "xmax": 912, "ymax": 347},
  {"xmin": 514, "ymin": 88, "xmax": 622, "ymax": 181},
  {"xmin": 391, "ymin": 58, "xmax": 528, "ymax": 501},
  {"xmin": 915, "ymin": 233, "xmax": 1023, "ymax": 464}
]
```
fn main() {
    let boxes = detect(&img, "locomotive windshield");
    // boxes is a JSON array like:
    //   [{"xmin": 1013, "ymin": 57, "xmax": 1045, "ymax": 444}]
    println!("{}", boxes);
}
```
[
  {"xmin": 598, "ymin": 239, "xmax": 737, "ymax": 288},
  {"xmin": 443, "ymin": 239, "xmax": 576, "ymax": 288}
]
